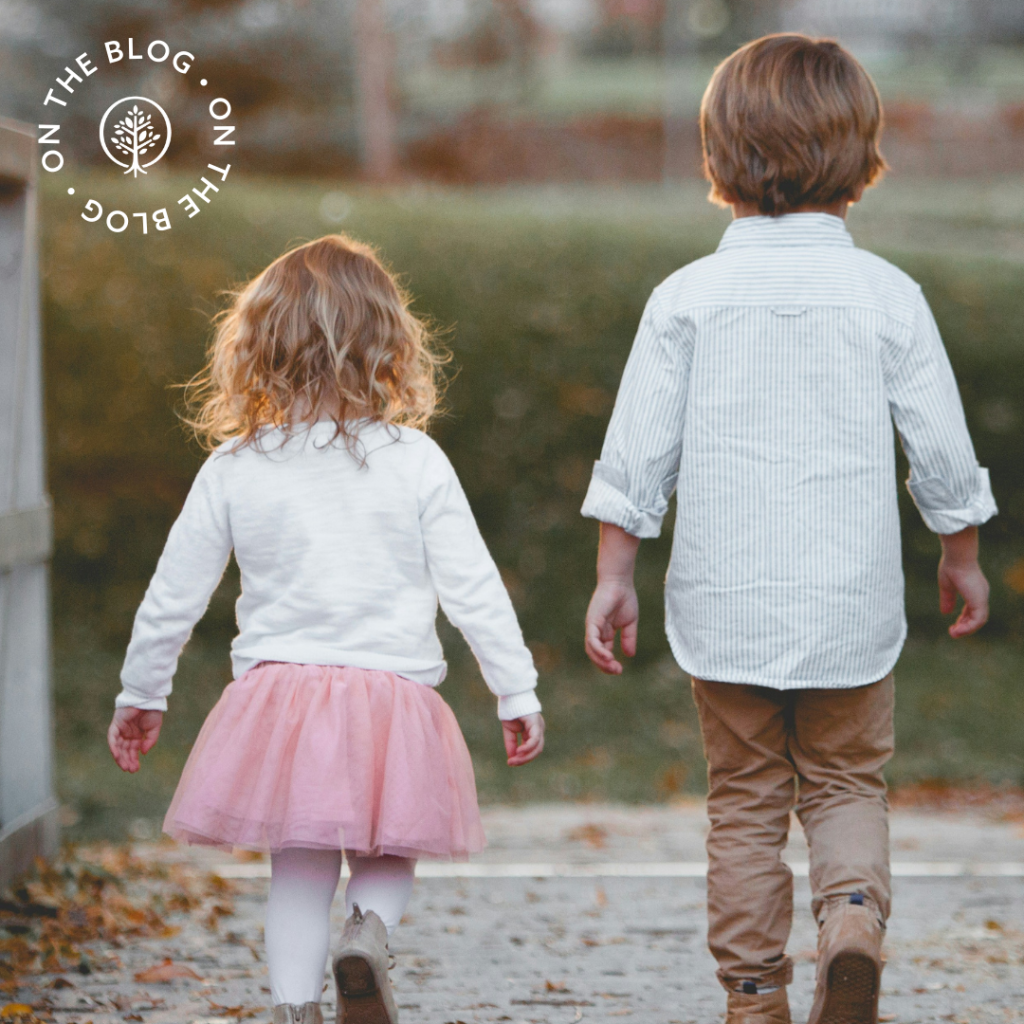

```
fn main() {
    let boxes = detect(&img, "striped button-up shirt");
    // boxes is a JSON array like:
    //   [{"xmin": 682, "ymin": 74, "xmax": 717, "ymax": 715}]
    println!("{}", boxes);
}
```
[{"xmin": 581, "ymin": 213, "xmax": 997, "ymax": 689}]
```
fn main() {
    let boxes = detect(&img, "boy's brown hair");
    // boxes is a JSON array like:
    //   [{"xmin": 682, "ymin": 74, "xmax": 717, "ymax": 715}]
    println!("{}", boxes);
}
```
[{"xmin": 700, "ymin": 34, "xmax": 886, "ymax": 216}]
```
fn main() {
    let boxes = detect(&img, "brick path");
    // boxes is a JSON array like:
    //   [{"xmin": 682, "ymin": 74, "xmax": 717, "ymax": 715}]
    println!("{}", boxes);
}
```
[{"xmin": 8, "ymin": 803, "xmax": 1024, "ymax": 1024}]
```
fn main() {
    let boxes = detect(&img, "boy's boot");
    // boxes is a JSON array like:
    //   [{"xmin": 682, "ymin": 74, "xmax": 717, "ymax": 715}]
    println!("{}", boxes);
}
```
[
  {"xmin": 273, "ymin": 1005, "xmax": 323, "ymax": 1024},
  {"xmin": 807, "ymin": 894, "xmax": 884, "ymax": 1024},
  {"xmin": 726, "ymin": 986, "xmax": 791, "ymax": 1024},
  {"xmin": 333, "ymin": 904, "xmax": 399, "ymax": 1024}
]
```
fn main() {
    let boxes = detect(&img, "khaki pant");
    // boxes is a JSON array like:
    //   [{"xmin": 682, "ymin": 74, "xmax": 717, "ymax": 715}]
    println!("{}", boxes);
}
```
[{"xmin": 691, "ymin": 674, "xmax": 895, "ymax": 991}]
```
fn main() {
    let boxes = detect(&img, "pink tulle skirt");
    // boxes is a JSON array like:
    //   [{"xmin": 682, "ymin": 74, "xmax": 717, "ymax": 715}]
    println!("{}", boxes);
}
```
[{"xmin": 164, "ymin": 662, "xmax": 486, "ymax": 859}]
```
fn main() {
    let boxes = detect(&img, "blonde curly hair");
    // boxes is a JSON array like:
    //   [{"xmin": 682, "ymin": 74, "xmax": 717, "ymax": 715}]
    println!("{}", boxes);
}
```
[{"xmin": 184, "ymin": 234, "xmax": 445, "ymax": 450}]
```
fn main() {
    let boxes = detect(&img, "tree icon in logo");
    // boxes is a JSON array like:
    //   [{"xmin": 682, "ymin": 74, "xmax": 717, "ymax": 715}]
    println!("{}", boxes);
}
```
[
  {"xmin": 110, "ymin": 105, "xmax": 160, "ymax": 176},
  {"xmin": 99, "ymin": 96, "xmax": 172, "ymax": 177}
]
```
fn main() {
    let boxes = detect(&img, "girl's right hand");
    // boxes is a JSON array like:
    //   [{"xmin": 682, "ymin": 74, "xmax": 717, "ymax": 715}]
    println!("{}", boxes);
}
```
[
  {"xmin": 503, "ymin": 712, "xmax": 545, "ymax": 766},
  {"xmin": 108, "ymin": 707, "xmax": 164, "ymax": 773}
]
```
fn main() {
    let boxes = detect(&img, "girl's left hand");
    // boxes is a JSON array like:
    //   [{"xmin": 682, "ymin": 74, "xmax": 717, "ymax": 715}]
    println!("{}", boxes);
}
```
[
  {"xmin": 108, "ymin": 707, "xmax": 164, "ymax": 773},
  {"xmin": 503, "ymin": 713, "xmax": 545, "ymax": 766}
]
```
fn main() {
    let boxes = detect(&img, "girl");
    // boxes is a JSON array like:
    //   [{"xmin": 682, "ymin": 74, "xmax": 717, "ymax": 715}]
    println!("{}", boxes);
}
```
[{"xmin": 106, "ymin": 235, "xmax": 545, "ymax": 1024}]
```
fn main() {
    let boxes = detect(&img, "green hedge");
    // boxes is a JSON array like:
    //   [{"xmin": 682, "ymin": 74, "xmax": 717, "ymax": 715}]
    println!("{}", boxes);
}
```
[{"xmin": 43, "ymin": 175, "xmax": 1024, "ymax": 837}]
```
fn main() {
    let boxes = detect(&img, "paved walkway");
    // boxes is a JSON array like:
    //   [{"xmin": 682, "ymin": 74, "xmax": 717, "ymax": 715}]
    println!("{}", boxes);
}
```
[{"xmin": 9, "ymin": 803, "xmax": 1024, "ymax": 1024}]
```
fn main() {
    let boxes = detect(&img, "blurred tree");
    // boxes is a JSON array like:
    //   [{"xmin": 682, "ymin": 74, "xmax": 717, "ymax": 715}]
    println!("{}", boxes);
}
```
[
  {"xmin": 354, "ymin": 0, "xmax": 398, "ymax": 180},
  {"xmin": 428, "ymin": 0, "xmax": 544, "ymax": 108}
]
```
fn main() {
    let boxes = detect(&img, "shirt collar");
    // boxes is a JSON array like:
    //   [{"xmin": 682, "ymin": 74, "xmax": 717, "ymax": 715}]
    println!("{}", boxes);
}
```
[{"xmin": 717, "ymin": 213, "xmax": 854, "ymax": 251}]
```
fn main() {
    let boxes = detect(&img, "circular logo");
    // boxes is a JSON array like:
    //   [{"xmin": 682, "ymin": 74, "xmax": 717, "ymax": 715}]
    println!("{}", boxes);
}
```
[
  {"xmin": 38, "ymin": 41, "xmax": 237, "ymax": 236},
  {"xmin": 99, "ymin": 96, "xmax": 172, "ymax": 177}
]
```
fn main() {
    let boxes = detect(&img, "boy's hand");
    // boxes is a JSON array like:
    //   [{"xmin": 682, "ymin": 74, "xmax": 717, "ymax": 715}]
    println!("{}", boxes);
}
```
[
  {"xmin": 108, "ymin": 707, "xmax": 163, "ymax": 773},
  {"xmin": 585, "ymin": 522, "xmax": 642, "ymax": 675},
  {"xmin": 503, "ymin": 713, "xmax": 545, "ymax": 766},
  {"xmin": 585, "ymin": 580, "xmax": 639, "ymax": 674},
  {"xmin": 938, "ymin": 526, "xmax": 990, "ymax": 638}
]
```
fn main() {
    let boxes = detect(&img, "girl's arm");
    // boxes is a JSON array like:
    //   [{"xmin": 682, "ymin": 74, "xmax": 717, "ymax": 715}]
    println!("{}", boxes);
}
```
[
  {"xmin": 418, "ymin": 440, "xmax": 540, "ymax": 723},
  {"xmin": 117, "ymin": 455, "xmax": 234, "ymax": 711},
  {"xmin": 109, "ymin": 457, "xmax": 232, "ymax": 772}
]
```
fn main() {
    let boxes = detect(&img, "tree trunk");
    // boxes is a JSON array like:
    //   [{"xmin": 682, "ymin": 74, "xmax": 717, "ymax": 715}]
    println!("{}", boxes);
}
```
[{"xmin": 354, "ymin": 0, "xmax": 399, "ymax": 182}]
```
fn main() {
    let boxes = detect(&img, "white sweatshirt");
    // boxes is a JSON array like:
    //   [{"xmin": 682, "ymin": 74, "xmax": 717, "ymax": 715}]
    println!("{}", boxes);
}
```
[{"xmin": 117, "ymin": 421, "xmax": 541, "ymax": 720}]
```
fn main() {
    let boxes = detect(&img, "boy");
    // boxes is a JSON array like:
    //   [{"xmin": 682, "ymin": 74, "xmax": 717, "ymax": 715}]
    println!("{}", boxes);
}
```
[{"xmin": 581, "ymin": 35, "xmax": 995, "ymax": 1024}]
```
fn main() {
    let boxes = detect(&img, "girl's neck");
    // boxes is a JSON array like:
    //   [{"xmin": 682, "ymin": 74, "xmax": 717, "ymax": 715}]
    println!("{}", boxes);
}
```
[{"xmin": 289, "ymin": 397, "xmax": 374, "ymax": 426}]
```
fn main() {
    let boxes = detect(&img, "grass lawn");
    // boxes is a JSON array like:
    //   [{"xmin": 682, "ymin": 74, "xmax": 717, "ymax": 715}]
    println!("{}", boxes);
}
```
[{"xmin": 42, "ymin": 173, "xmax": 1024, "ymax": 841}]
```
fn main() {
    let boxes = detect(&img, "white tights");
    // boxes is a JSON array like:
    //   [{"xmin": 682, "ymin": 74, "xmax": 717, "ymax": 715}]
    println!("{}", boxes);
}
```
[{"xmin": 265, "ymin": 848, "xmax": 416, "ymax": 1006}]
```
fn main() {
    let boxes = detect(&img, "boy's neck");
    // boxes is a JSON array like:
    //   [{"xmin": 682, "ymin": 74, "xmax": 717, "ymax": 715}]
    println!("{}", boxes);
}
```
[{"xmin": 730, "ymin": 199, "xmax": 850, "ymax": 220}]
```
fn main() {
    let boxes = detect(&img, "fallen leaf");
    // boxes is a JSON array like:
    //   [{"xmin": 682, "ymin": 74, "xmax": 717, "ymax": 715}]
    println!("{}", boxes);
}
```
[
  {"xmin": 133, "ymin": 959, "xmax": 202, "ymax": 983},
  {"xmin": 545, "ymin": 980, "xmax": 569, "ymax": 992},
  {"xmin": 0, "ymin": 1005, "xmax": 33, "ymax": 1016},
  {"xmin": 207, "ymin": 1004, "xmax": 265, "ymax": 1021},
  {"xmin": 566, "ymin": 824, "xmax": 608, "ymax": 849}
]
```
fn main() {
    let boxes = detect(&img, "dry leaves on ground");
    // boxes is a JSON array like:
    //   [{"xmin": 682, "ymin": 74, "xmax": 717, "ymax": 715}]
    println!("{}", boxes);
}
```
[
  {"xmin": 0, "ymin": 846, "xmax": 236, "ymax": 993},
  {"xmin": 890, "ymin": 781, "xmax": 1024, "ymax": 821},
  {"xmin": 133, "ymin": 959, "xmax": 202, "ymax": 983}
]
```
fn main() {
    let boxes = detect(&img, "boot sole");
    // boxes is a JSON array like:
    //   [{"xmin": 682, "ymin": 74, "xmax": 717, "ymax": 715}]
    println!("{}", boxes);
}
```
[
  {"xmin": 817, "ymin": 951, "xmax": 879, "ymax": 1024},
  {"xmin": 334, "ymin": 954, "xmax": 394, "ymax": 1024}
]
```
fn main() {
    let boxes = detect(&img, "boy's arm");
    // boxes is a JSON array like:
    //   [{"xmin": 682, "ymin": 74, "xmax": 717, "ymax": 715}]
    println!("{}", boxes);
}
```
[
  {"xmin": 887, "ymin": 291, "xmax": 997, "ymax": 536},
  {"xmin": 887, "ymin": 291, "xmax": 996, "ymax": 636},
  {"xmin": 581, "ymin": 290, "xmax": 694, "ymax": 539},
  {"xmin": 581, "ymin": 290, "xmax": 693, "ymax": 672},
  {"xmin": 585, "ymin": 523, "xmax": 641, "ymax": 674}
]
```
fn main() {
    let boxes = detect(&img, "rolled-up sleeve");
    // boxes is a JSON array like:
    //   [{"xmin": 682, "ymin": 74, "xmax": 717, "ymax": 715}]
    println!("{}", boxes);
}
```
[
  {"xmin": 887, "ymin": 290, "xmax": 997, "ymax": 535},
  {"xmin": 581, "ymin": 289, "xmax": 694, "ymax": 538}
]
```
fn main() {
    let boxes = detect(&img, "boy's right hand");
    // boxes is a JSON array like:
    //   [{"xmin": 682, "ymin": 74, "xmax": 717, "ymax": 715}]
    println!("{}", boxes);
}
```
[
  {"xmin": 938, "ymin": 526, "xmax": 990, "ymax": 638},
  {"xmin": 585, "ymin": 580, "xmax": 640, "ymax": 675},
  {"xmin": 108, "ymin": 707, "xmax": 163, "ymax": 773}
]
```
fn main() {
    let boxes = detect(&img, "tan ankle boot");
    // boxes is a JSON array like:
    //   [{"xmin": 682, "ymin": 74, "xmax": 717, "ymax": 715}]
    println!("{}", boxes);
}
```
[
  {"xmin": 273, "ymin": 1004, "xmax": 324, "ymax": 1024},
  {"xmin": 726, "ymin": 987, "xmax": 792, "ymax": 1024},
  {"xmin": 333, "ymin": 904, "xmax": 399, "ymax": 1024},
  {"xmin": 807, "ymin": 894, "xmax": 884, "ymax": 1024}
]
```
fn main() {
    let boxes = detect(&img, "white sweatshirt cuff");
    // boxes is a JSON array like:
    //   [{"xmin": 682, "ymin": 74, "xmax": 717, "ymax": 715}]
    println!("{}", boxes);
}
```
[
  {"xmin": 497, "ymin": 689, "xmax": 542, "ymax": 720},
  {"xmin": 115, "ymin": 688, "xmax": 169, "ymax": 712}
]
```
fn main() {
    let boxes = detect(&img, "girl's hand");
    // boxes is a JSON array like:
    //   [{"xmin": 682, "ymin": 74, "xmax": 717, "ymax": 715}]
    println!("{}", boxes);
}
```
[
  {"xmin": 503, "ymin": 713, "xmax": 545, "ymax": 766},
  {"xmin": 108, "ymin": 707, "xmax": 163, "ymax": 773}
]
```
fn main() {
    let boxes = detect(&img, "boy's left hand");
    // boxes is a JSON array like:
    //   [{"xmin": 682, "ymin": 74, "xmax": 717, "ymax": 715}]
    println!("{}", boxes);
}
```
[
  {"xmin": 938, "ymin": 526, "xmax": 990, "ymax": 638},
  {"xmin": 503, "ymin": 712, "xmax": 545, "ymax": 766},
  {"xmin": 108, "ymin": 707, "xmax": 163, "ymax": 773}
]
